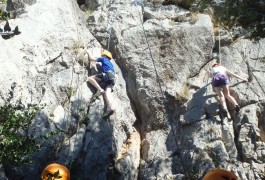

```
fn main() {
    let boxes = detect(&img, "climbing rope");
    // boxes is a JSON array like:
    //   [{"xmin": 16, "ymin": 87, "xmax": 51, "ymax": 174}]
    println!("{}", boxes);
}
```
[
  {"xmin": 89, "ymin": 0, "xmax": 119, "ymax": 156},
  {"xmin": 218, "ymin": 25, "xmax": 222, "ymax": 65},
  {"xmin": 101, "ymin": 0, "xmax": 115, "ymax": 51},
  {"xmin": 107, "ymin": 28, "xmax": 112, "ymax": 51},
  {"xmin": 136, "ymin": 4, "xmax": 188, "ymax": 180},
  {"xmin": 105, "ymin": 5, "xmax": 112, "ymax": 51},
  {"xmin": 60, "ymin": 0, "xmax": 89, "ymax": 167}
]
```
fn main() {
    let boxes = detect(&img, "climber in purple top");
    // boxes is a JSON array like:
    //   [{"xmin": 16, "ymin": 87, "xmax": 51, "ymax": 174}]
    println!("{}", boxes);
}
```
[
  {"xmin": 87, "ymin": 50, "xmax": 115, "ymax": 119},
  {"xmin": 209, "ymin": 61, "xmax": 248, "ymax": 115}
]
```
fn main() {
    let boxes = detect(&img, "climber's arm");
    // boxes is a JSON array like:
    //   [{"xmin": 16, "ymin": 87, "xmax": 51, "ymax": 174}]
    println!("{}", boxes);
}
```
[{"xmin": 226, "ymin": 69, "xmax": 248, "ymax": 82}]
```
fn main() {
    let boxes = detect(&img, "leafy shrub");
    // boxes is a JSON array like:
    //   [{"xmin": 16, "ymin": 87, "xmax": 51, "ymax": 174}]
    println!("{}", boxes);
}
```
[
  {"xmin": 98, "ymin": 15, "xmax": 105, "ymax": 23},
  {"xmin": 0, "ymin": 0, "xmax": 9, "ymax": 20},
  {"xmin": 0, "ymin": 85, "xmax": 45, "ymax": 165},
  {"xmin": 162, "ymin": 0, "xmax": 265, "ymax": 39},
  {"xmin": 195, "ymin": 0, "xmax": 265, "ymax": 39},
  {"xmin": 0, "ymin": 0, "xmax": 7, "ymax": 4},
  {"xmin": 0, "ymin": 9, "xmax": 10, "ymax": 21},
  {"xmin": 85, "ymin": 7, "xmax": 93, "ymax": 16},
  {"xmin": 0, "ymin": 104, "xmax": 41, "ymax": 164}
]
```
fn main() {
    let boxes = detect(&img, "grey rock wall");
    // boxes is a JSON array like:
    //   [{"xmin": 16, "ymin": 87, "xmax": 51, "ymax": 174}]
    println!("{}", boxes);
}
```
[
  {"xmin": 0, "ymin": 0, "xmax": 264, "ymax": 179},
  {"xmin": 87, "ymin": 1, "xmax": 265, "ymax": 179}
]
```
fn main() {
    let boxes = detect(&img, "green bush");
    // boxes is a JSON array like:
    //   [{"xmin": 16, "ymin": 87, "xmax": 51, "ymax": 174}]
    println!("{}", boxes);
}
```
[
  {"xmin": 85, "ymin": 7, "xmax": 93, "ymax": 16},
  {"xmin": 0, "ymin": 0, "xmax": 7, "ymax": 4},
  {"xmin": 98, "ymin": 15, "xmax": 105, "ymax": 23},
  {"xmin": 0, "ymin": 0, "xmax": 10, "ymax": 20},
  {"xmin": 161, "ymin": 0, "xmax": 265, "ymax": 39},
  {"xmin": 195, "ymin": 0, "xmax": 265, "ymax": 39},
  {"xmin": 0, "ymin": 102, "xmax": 41, "ymax": 164},
  {"xmin": 0, "ymin": 9, "xmax": 10, "ymax": 21},
  {"xmin": 0, "ymin": 85, "xmax": 46, "ymax": 165}
]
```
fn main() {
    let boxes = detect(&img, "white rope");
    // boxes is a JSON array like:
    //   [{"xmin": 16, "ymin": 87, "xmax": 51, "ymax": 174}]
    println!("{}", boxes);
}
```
[
  {"xmin": 61, "ymin": 1, "xmax": 87, "ymax": 165},
  {"xmin": 218, "ymin": 24, "xmax": 221, "ymax": 65},
  {"xmin": 136, "ymin": 3, "xmax": 188, "ymax": 179}
]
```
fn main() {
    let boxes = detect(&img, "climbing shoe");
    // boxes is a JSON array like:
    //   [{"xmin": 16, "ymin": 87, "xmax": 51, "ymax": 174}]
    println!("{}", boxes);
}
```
[
  {"xmin": 93, "ymin": 89, "xmax": 105, "ymax": 99},
  {"xmin": 101, "ymin": 110, "xmax": 114, "ymax": 120},
  {"xmin": 235, "ymin": 105, "xmax": 240, "ymax": 113}
]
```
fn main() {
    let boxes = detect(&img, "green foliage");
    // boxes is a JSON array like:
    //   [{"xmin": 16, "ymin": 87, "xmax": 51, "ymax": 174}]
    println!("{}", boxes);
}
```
[
  {"xmin": 85, "ymin": 7, "xmax": 93, "ymax": 16},
  {"xmin": 207, "ymin": 146, "xmax": 222, "ymax": 168},
  {"xmin": 0, "ymin": 9, "xmax": 10, "ymax": 21},
  {"xmin": 183, "ymin": 150, "xmax": 204, "ymax": 179},
  {"xmin": 261, "ymin": 57, "xmax": 265, "ymax": 63},
  {"xmin": 0, "ymin": 0, "xmax": 9, "ymax": 20},
  {"xmin": 98, "ymin": 15, "xmax": 105, "ymax": 23},
  {"xmin": 77, "ymin": 54, "xmax": 89, "ymax": 67},
  {"xmin": 0, "ymin": 85, "xmax": 48, "ymax": 165},
  {"xmin": 149, "ymin": 0, "xmax": 160, "ymax": 7},
  {"xmin": 161, "ymin": 0, "xmax": 265, "ymax": 39},
  {"xmin": 0, "ymin": 101, "xmax": 40, "ymax": 164},
  {"xmin": 175, "ymin": 83, "xmax": 190, "ymax": 102},
  {"xmin": 42, "ymin": 130, "xmax": 60, "ymax": 140},
  {"xmin": 0, "ymin": 0, "xmax": 7, "ymax": 4},
  {"xmin": 195, "ymin": 0, "xmax": 265, "ymax": 39},
  {"xmin": 66, "ymin": 87, "xmax": 77, "ymax": 99},
  {"xmin": 77, "ymin": 107, "xmax": 90, "ymax": 126},
  {"xmin": 70, "ymin": 41, "xmax": 84, "ymax": 53},
  {"xmin": 173, "ymin": 148, "xmax": 205, "ymax": 179}
]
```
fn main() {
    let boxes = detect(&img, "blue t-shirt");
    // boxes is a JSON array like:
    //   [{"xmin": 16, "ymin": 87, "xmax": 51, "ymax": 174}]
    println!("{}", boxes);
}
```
[{"xmin": 97, "ymin": 57, "xmax": 115, "ymax": 73}]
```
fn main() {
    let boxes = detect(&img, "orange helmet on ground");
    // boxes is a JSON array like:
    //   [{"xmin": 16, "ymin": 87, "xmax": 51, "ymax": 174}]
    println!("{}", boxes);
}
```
[
  {"xmin": 102, "ymin": 50, "xmax": 112, "ymax": 59},
  {"xmin": 203, "ymin": 169, "xmax": 237, "ymax": 180},
  {"xmin": 41, "ymin": 163, "xmax": 70, "ymax": 180}
]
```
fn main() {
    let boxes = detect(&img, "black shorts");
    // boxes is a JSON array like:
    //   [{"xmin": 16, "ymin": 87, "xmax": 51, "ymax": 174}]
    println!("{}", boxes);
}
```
[{"xmin": 96, "ymin": 71, "xmax": 115, "ymax": 88}]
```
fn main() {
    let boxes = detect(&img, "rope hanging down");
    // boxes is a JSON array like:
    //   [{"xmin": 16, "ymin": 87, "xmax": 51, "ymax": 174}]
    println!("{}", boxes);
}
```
[
  {"xmin": 63, "ymin": 1, "xmax": 89, "ymax": 167},
  {"xmin": 137, "ymin": 4, "xmax": 188, "ymax": 180},
  {"xmin": 218, "ymin": 25, "xmax": 222, "ymax": 65},
  {"xmin": 102, "ymin": 0, "xmax": 115, "ymax": 51}
]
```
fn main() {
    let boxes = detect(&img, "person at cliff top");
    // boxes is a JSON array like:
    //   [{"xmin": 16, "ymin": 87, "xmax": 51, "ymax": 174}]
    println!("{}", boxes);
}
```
[
  {"xmin": 87, "ymin": 50, "xmax": 115, "ymax": 119},
  {"xmin": 210, "ymin": 61, "xmax": 248, "ymax": 115}
]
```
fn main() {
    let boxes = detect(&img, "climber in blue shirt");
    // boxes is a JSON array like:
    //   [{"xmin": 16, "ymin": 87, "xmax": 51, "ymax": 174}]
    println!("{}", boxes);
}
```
[{"xmin": 87, "ymin": 50, "xmax": 115, "ymax": 119}]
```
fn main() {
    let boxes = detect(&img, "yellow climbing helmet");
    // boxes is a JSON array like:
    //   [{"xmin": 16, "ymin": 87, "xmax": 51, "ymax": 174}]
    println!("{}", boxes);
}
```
[
  {"xmin": 102, "ymin": 50, "xmax": 112, "ymax": 59},
  {"xmin": 41, "ymin": 163, "xmax": 70, "ymax": 180}
]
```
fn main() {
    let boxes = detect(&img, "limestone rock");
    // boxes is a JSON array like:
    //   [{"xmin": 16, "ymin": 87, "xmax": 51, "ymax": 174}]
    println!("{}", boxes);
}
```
[{"xmin": 0, "ymin": 0, "xmax": 265, "ymax": 179}]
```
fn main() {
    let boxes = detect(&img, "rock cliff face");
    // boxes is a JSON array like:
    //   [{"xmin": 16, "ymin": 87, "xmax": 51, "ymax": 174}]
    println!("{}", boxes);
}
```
[{"xmin": 0, "ymin": 0, "xmax": 264, "ymax": 179}]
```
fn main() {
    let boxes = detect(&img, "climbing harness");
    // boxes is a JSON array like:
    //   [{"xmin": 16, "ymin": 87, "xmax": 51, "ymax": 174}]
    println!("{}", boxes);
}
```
[
  {"xmin": 58, "ymin": 0, "xmax": 90, "ymax": 169},
  {"xmin": 136, "ymin": 3, "xmax": 188, "ymax": 180}
]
